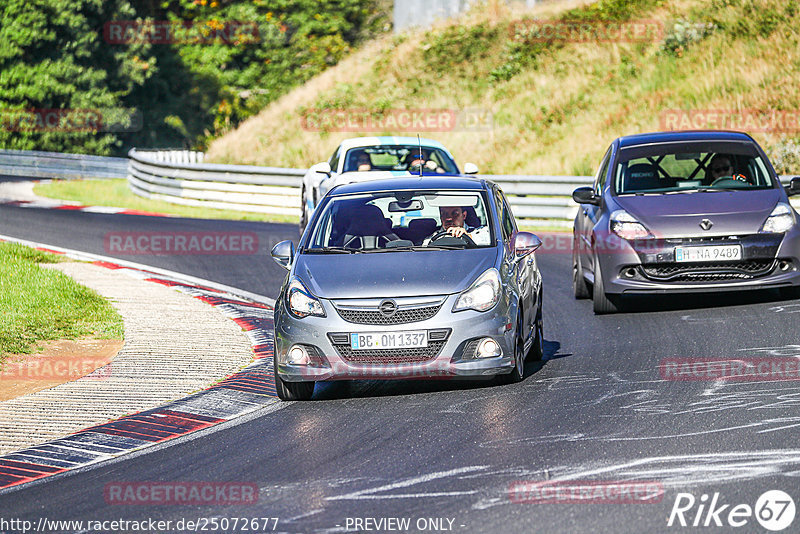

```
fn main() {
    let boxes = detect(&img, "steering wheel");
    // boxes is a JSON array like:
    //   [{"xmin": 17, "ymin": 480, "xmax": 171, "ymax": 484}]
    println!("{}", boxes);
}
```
[
  {"xmin": 428, "ymin": 228, "xmax": 477, "ymax": 248},
  {"xmin": 711, "ymin": 174, "xmax": 752, "ymax": 187}
]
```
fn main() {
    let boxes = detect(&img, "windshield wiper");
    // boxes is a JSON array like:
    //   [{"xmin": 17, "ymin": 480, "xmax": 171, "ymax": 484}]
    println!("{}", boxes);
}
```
[{"xmin": 305, "ymin": 247, "xmax": 361, "ymax": 254}]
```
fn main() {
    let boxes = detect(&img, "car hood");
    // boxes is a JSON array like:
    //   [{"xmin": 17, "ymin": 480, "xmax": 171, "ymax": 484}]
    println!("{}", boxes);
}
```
[
  {"xmin": 295, "ymin": 248, "xmax": 499, "ymax": 299},
  {"xmin": 615, "ymin": 189, "xmax": 783, "ymax": 237}
]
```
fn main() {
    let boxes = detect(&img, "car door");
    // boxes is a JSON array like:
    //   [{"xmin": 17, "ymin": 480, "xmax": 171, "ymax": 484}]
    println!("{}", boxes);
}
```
[
  {"xmin": 495, "ymin": 187, "xmax": 533, "ymax": 344},
  {"xmin": 579, "ymin": 148, "xmax": 611, "ymax": 275}
]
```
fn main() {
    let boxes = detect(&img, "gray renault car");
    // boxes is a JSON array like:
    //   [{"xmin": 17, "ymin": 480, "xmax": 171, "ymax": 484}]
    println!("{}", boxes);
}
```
[
  {"xmin": 572, "ymin": 130, "xmax": 800, "ymax": 314},
  {"xmin": 271, "ymin": 177, "xmax": 544, "ymax": 400}
]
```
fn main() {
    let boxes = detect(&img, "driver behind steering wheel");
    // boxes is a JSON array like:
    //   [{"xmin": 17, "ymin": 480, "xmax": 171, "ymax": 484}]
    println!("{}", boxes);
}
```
[
  {"xmin": 423, "ymin": 206, "xmax": 490, "ymax": 246},
  {"xmin": 706, "ymin": 153, "xmax": 753, "ymax": 185}
]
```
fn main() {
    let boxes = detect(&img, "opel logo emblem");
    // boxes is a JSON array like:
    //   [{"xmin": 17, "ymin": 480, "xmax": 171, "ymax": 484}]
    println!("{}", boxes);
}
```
[
  {"xmin": 379, "ymin": 299, "xmax": 398, "ymax": 317},
  {"xmin": 700, "ymin": 219, "xmax": 713, "ymax": 231}
]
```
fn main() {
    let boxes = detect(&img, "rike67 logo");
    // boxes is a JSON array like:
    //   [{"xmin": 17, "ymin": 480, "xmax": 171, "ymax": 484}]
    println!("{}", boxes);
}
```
[{"xmin": 668, "ymin": 490, "xmax": 795, "ymax": 531}]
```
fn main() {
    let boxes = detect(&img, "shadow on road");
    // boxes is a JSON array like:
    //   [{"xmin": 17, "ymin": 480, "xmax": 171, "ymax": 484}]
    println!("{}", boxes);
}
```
[{"xmin": 311, "ymin": 337, "xmax": 559, "ymax": 401}]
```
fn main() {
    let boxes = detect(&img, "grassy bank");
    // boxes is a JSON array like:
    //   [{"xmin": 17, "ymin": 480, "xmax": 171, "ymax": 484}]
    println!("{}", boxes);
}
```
[
  {"xmin": 206, "ymin": 0, "xmax": 800, "ymax": 176},
  {"xmin": 0, "ymin": 243, "xmax": 124, "ymax": 361},
  {"xmin": 33, "ymin": 179, "xmax": 299, "ymax": 224}
]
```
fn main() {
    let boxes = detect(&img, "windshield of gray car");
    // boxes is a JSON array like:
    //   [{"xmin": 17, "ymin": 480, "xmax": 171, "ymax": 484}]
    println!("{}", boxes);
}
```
[
  {"xmin": 341, "ymin": 145, "xmax": 459, "ymax": 174},
  {"xmin": 304, "ymin": 190, "xmax": 494, "ymax": 252},
  {"xmin": 614, "ymin": 142, "xmax": 777, "ymax": 195}
]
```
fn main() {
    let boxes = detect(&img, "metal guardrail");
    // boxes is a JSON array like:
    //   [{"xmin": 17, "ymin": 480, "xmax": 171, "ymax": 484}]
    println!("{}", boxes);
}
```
[
  {"xmin": 128, "ymin": 148, "xmax": 306, "ymax": 216},
  {"xmin": 126, "ymin": 149, "xmax": 800, "ymax": 227},
  {"xmin": 0, "ymin": 149, "xmax": 128, "ymax": 180},
  {"xmin": 127, "ymin": 149, "xmax": 591, "ymax": 226}
]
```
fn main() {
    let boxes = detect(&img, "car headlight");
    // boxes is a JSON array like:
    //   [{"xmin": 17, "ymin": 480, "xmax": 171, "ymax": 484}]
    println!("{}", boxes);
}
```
[
  {"xmin": 760, "ymin": 203, "xmax": 795, "ymax": 233},
  {"xmin": 453, "ymin": 268, "xmax": 501, "ymax": 312},
  {"xmin": 610, "ymin": 210, "xmax": 653, "ymax": 240},
  {"xmin": 286, "ymin": 277, "xmax": 325, "ymax": 318}
]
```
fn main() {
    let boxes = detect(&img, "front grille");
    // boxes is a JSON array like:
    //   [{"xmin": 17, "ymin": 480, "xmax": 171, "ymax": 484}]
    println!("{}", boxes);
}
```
[
  {"xmin": 335, "ymin": 304, "xmax": 442, "ymax": 325},
  {"xmin": 334, "ymin": 341, "xmax": 446, "ymax": 363},
  {"xmin": 640, "ymin": 260, "xmax": 775, "ymax": 281}
]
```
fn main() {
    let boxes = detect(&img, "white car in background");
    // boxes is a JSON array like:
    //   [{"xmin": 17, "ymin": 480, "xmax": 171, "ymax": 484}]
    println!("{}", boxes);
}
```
[{"xmin": 300, "ymin": 136, "xmax": 478, "ymax": 231}]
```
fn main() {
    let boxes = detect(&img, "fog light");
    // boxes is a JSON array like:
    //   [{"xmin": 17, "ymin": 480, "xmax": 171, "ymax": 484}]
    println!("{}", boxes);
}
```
[
  {"xmin": 287, "ymin": 345, "xmax": 309, "ymax": 365},
  {"xmin": 623, "ymin": 267, "xmax": 637, "ymax": 279},
  {"xmin": 476, "ymin": 338, "xmax": 501, "ymax": 358},
  {"xmin": 779, "ymin": 260, "xmax": 792, "ymax": 272}
]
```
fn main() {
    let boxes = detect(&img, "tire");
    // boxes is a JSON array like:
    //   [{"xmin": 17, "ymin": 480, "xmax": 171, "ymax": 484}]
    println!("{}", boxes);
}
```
[
  {"xmin": 528, "ymin": 306, "xmax": 544, "ymax": 362},
  {"xmin": 274, "ymin": 359, "xmax": 315, "ymax": 401},
  {"xmin": 500, "ymin": 326, "xmax": 525, "ymax": 384},
  {"xmin": 592, "ymin": 253, "xmax": 620, "ymax": 315},
  {"xmin": 573, "ymin": 242, "xmax": 590, "ymax": 299}
]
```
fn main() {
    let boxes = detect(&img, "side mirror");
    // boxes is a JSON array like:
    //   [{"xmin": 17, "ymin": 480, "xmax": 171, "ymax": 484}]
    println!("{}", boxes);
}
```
[
  {"xmin": 511, "ymin": 231, "xmax": 542, "ymax": 261},
  {"xmin": 787, "ymin": 177, "xmax": 800, "ymax": 196},
  {"xmin": 463, "ymin": 162, "xmax": 479, "ymax": 175},
  {"xmin": 317, "ymin": 162, "xmax": 332, "ymax": 176},
  {"xmin": 271, "ymin": 240, "xmax": 295, "ymax": 270},
  {"xmin": 572, "ymin": 186, "xmax": 600, "ymax": 206}
]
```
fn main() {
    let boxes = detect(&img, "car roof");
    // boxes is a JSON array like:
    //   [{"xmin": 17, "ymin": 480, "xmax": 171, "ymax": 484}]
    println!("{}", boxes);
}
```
[
  {"xmin": 338, "ymin": 136, "xmax": 449, "ymax": 152},
  {"xmin": 330, "ymin": 176, "xmax": 488, "ymax": 196},
  {"xmin": 617, "ymin": 130, "xmax": 756, "ymax": 148}
]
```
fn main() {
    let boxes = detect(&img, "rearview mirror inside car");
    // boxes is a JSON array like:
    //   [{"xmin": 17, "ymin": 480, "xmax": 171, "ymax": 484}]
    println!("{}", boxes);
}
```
[
  {"xmin": 388, "ymin": 200, "xmax": 423, "ymax": 212},
  {"xmin": 572, "ymin": 187, "xmax": 600, "ymax": 205},
  {"xmin": 271, "ymin": 240, "xmax": 295, "ymax": 270}
]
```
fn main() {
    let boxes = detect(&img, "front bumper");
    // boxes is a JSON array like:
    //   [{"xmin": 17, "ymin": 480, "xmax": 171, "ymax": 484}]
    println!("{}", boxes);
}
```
[
  {"xmin": 596, "ymin": 231, "xmax": 800, "ymax": 295},
  {"xmin": 274, "ymin": 294, "xmax": 517, "ymax": 382}
]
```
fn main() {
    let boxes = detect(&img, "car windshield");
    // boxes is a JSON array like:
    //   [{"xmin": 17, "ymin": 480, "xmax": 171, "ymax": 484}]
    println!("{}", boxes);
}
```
[
  {"xmin": 341, "ymin": 145, "xmax": 459, "ymax": 174},
  {"xmin": 614, "ymin": 141, "xmax": 777, "ymax": 195},
  {"xmin": 305, "ymin": 190, "xmax": 493, "ymax": 252}
]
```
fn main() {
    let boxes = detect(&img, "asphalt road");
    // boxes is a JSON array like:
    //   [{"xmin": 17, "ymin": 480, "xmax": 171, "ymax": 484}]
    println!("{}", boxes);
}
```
[{"xmin": 2, "ymin": 202, "xmax": 800, "ymax": 533}]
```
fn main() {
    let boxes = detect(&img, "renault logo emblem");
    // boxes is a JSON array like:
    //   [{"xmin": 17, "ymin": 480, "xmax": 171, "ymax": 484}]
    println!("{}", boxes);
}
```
[
  {"xmin": 700, "ymin": 219, "xmax": 713, "ymax": 231},
  {"xmin": 379, "ymin": 299, "xmax": 398, "ymax": 317}
]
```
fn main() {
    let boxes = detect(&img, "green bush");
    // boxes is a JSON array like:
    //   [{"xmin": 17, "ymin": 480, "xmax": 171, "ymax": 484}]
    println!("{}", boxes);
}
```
[{"xmin": 0, "ymin": 0, "xmax": 390, "ymax": 155}]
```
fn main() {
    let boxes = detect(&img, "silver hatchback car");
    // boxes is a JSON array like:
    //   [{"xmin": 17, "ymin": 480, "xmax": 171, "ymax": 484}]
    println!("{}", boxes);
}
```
[{"xmin": 271, "ymin": 177, "xmax": 544, "ymax": 400}]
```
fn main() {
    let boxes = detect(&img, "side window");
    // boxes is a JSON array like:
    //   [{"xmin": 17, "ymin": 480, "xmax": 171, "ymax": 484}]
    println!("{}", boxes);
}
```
[
  {"xmin": 494, "ymin": 188, "xmax": 515, "ymax": 242},
  {"xmin": 594, "ymin": 148, "xmax": 611, "ymax": 196}
]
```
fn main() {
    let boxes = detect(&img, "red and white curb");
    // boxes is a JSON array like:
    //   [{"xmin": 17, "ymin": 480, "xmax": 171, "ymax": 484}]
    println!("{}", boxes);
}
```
[
  {"xmin": 0, "ymin": 236, "xmax": 282, "ymax": 492},
  {"xmin": 1, "ymin": 199, "xmax": 172, "ymax": 217}
]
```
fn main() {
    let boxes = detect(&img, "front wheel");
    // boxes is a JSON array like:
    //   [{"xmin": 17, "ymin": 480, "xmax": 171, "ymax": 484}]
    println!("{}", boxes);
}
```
[
  {"xmin": 592, "ymin": 253, "xmax": 620, "ymax": 315},
  {"xmin": 573, "ymin": 242, "xmax": 590, "ymax": 299},
  {"xmin": 274, "ymin": 361, "xmax": 315, "ymax": 401},
  {"xmin": 528, "ymin": 309, "xmax": 544, "ymax": 361},
  {"xmin": 499, "ymin": 329, "xmax": 525, "ymax": 384}
]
